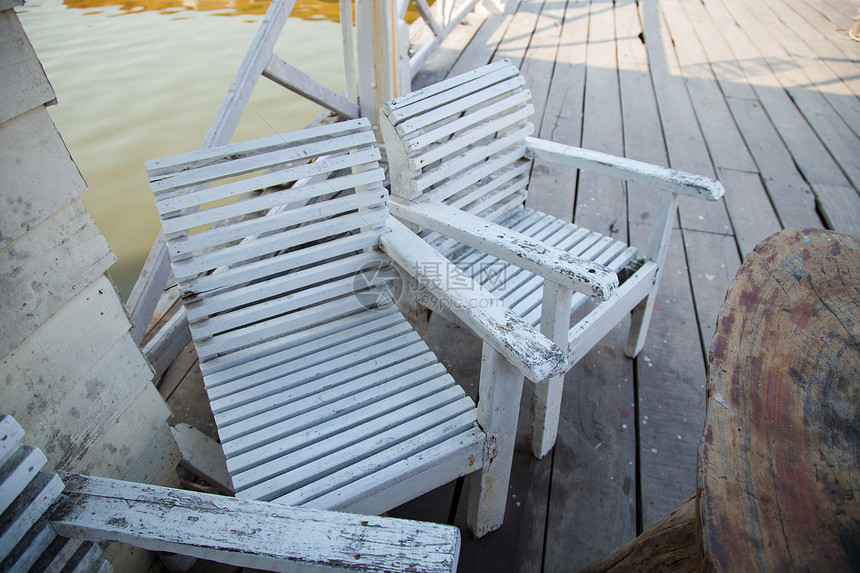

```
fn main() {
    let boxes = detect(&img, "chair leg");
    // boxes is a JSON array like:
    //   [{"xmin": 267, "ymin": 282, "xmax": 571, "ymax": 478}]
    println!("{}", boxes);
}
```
[
  {"xmin": 467, "ymin": 343, "xmax": 524, "ymax": 538},
  {"xmin": 530, "ymin": 282, "xmax": 573, "ymax": 459},
  {"xmin": 625, "ymin": 293, "xmax": 656, "ymax": 358}
]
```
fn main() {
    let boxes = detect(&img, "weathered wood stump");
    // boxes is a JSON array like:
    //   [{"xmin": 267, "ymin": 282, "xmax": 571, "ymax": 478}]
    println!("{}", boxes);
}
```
[
  {"xmin": 700, "ymin": 227, "xmax": 860, "ymax": 571},
  {"xmin": 581, "ymin": 228, "xmax": 860, "ymax": 572}
]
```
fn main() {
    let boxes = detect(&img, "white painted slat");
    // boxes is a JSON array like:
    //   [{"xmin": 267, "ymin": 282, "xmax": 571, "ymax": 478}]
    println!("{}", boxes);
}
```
[
  {"xmin": 191, "ymin": 270, "xmax": 389, "ymax": 342},
  {"xmin": 232, "ymin": 380, "xmax": 466, "ymax": 496},
  {"xmin": 448, "ymin": 161, "xmax": 531, "ymax": 210},
  {"xmin": 201, "ymin": 306, "xmax": 402, "ymax": 382},
  {"xmin": 224, "ymin": 359, "xmax": 451, "ymax": 476},
  {"xmin": 405, "ymin": 90, "xmax": 532, "ymax": 154},
  {"xmin": 187, "ymin": 251, "xmax": 387, "ymax": 323},
  {"xmin": 186, "ymin": 231, "xmax": 380, "ymax": 297},
  {"xmin": 30, "ymin": 537, "xmax": 84, "ymax": 573},
  {"xmin": 0, "ymin": 516, "xmax": 57, "ymax": 572},
  {"xmin": 170, "ymin": 205, "xmax": 388, "ymax": 280},
  {"xmin": 426, "ymin": 148, "xmax": 528, "ymax": 204},
  {"xmin": 149, "ymin": 129, "xmax": 377, "ymax": 194},
  {"xmin": 0, "ymin": 471, "xmax": 64, "ymax": 561},
  {"xmin": 169, "ymin": 189, "xmax": 386, "ymax": 258},
  {"xmin": 273, "ymin": 409, "xmax": 479, "ymax": 507},
  {"xmin": 410, "ymin": 105, "xmax": 534, "ymax": 170},
  {"xmin": 0, "ymin": 416, "xmax": 24, "ymax": 468},
  {"xmin": 411, "ymin": 129, "xmax": 531, "ymax": 194},
  {"xmin": 305, "ymin": 426, "xmax": 485, "ymax": 513},
  {"xmin": 0, "ymin": 446, "xmax": 47, "ymax": 516},
  {"xmin": 65, "ymin": 542, "xmax": 101, "ymax": 573},
  {"xmin": 154, "ymin": 149, "xmax": 379, "ymax": 217},
  {"xmin": 383, "ymin": 61, "xmax": 521, "ymax": 125},
  {"xmin": 52, "ymin": 473, "xmax": 461, "ymax": 573},
  {"xmin": 387, "ymin": 59, "xmax": 514, "ymax": 111},
  {"xmin": 196, "ymin": 294, "xmax": 375, "ymax": 363},
  {"xmin": 215, "ymin": 336, "xmax": 428, "ymax": 433},
  {"xmin": 209, "ymin": 322, "xmax": 418, "ymax": 413},
  {"xmin": 245, "ymin": 400, "xmax": 476, "ymax": 503},
  {"xmin": 159, "ymin": 165, "xmax": 382, "ymax": 234}
]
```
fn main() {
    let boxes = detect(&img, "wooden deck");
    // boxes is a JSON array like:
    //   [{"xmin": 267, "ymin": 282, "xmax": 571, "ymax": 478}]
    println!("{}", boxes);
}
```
[{"xmin": 155, "ymin": 0, "xmax": 860, "ymax": 570}]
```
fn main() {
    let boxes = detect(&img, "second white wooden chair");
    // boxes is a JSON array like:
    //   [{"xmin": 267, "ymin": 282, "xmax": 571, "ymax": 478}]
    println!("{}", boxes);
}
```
[
  {"xmin": 144, "ymin": 118, "xmax": 565, "ymax": 537},
  {"xmin": 380, "ymin": 60, "xmax": 726, "ymax": 459}
]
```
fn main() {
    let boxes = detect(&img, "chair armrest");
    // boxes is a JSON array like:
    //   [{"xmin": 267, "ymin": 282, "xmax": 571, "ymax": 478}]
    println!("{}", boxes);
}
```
[
  {"xmin": 525, "ymin": 136, "xmax": 725, "ymax": 201},
  {"xmin": 379, "ymin": 218, "xmax": 567, "ymax": 384},
  {"xmin": 388, "ymin": 198, "xmax": 618, "ymax": 300}
]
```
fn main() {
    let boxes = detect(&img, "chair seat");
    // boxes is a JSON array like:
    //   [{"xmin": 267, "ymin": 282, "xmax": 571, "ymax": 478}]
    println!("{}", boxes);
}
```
[
  {"xmin": 431, "ymin": 208, "xmax": 639, "ymax": 328},
  {"xmin": 201, "ymin": 301, "xmax": 483, "ymax": 513}
]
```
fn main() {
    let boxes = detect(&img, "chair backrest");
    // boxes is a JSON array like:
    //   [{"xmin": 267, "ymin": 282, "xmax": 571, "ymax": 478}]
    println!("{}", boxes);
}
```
[
  {"xmin": 146, "ymin": 118, "xmax": 392, "ymax": 368},
  {"xmin": 380, "ymin": 59, "xmax": 534, "ymax": 223}
]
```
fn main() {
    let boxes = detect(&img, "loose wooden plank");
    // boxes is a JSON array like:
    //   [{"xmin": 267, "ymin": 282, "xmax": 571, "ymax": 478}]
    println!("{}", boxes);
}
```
[
  {"xmin": 0, "ymin": 199, "xmax": 115, "ymax": 358},
  {"xmin": 123, "ymin": 422, "xmax": 181, "ymax": 488},
  {"xmin": 52, "ymin": 473, "xmax": 462, "ymax": 573},
  {"xmin": 0, "ymin": 106, "xmax": 86, "ymax": 249},
  {"xmin": 0, "ymin": 9, "xmax": 55, "ymax": 124}
]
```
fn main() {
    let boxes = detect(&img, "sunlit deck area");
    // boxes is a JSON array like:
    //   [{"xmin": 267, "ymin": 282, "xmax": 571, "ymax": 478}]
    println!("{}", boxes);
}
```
[{"xmin": 153, "ymin": 0, "xmax": 860, "ymax": 570}]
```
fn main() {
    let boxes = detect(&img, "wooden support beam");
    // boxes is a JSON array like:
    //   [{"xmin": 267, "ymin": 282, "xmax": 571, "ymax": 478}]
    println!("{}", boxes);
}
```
[
  {"xmin": 52, "ymin": 473, "xmax": 462, "ymax": 573},
  {"xmin": 264, "ymin": 55, "xmax": 359, "ymax": 119}
]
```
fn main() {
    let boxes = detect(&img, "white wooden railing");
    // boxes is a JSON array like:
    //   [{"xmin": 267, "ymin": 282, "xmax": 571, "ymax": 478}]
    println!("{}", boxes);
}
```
[{"xmin": 126, "ymin": 0, "xmax": 498, "ymax": 378}]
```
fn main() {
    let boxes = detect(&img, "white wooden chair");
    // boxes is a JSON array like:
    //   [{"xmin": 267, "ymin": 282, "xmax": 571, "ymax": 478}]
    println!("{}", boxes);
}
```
[
  {"xmin": 144, "ymin": 118, "xmax": 566, "ymax": 537},
  {"xmin": 380, "ymin": 60, "xmax": 726, "ymax": 459}
]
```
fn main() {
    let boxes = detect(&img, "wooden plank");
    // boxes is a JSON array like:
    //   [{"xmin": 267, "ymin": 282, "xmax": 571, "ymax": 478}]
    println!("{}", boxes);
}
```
[
  {"xmin": 411, "ymin": 11, "xmax": 487, "ymax": 90},
  {"xmin": 721, "ymin": 94, "xmax": 820, "ymax": 230},
  {"xmin": 0, "ymin": 198, "xmax": 115, "ymax": 358},
  {"xmin": 0, "ymin": 106, "xmax": 86, "ymax": 249},
  {"xmin": 716, "ymin": 168, "xmax": 782, "ymax": 257},
  {"xmin": 263, "ymin": 54, "xmax": 359, "ymax": 118},
  {"xmin": 631, "ymin": 228, "xmax": 710, "ymax": 527},
  {"xmin": 518, "ymin": 0, "xmax": 564, "ymax": 126},
  {"xmin": 544, "ymin": 323, "xmax": 637, "ymax": 569},
  {"xmin": 660, "ymin": 0, "xmax": 758, "ymax": 174},
  {"xmin": 0, "ymin": 415, "xmax": 25, "ymax": 466},
  {"xmin": 446, "ymin": 3, "xmax": 516, "ymax": 77},
  {"xmin": 641, "ymin": 0, "xmax": 733, "ymax": 235},
  {"xmin": 0, "ymin": 9, "xmax": 55, "ymax": 124},
  {"xmin": 52, "ymin": 473, "xmax": 462, "ymax": 573},
  {"xmin": 526, "ymin": 0, "xmax": 591, "ymax": 221},
  {"xmin": 0, "ymin": 445, "xmax": 47, "ymax": 516}
]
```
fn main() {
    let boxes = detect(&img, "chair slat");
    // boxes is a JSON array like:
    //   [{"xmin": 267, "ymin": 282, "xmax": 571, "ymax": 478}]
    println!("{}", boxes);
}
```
[
  {"xmin": 160, "ymin": 166, "xmax": 383, "ymax": 234},
  {"xmin": 145, "ymin": 119, "xmax": 373, "ymax": 177},
  {"xmin": 223, "ymin": 360, "xmax": 450, "ymax": 473},
  {"xmin": 230, "ymin": 377, "xmax": 461, "ymax": 496},
  {"xmin": 272, "ymin": 409, "xmax": 478, "ymax": 507},
  {"xmin": 171, "ymin": 206, "xmax": 388, "ymax": 280},
  {"xmin": 150, "ymin": 130, "xmax": 378, "ymax": 195}
]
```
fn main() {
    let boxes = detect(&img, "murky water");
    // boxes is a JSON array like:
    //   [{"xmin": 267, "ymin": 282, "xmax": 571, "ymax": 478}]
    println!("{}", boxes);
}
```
[{"xmin": 17, "ymin": 0, "xmax": 349, "ymax": 299}]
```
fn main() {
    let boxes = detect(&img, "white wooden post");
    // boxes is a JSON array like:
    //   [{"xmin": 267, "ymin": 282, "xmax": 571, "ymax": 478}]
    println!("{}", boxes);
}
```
[
  {"xmin": 467, "ymin": 342, "xmax": 525, "ymax": 537},
  {"xmin": 625, "ymin": 191, "xmax": 680, "ymax": 357},
  {"xmin": 531, "ymin": 281, "xmax": 573, "ymax": 459},
  {"xmin": 356, "ymin": 0, "xmax": 404, "ymax": 132},
  {"xmin": 340, "ymin": 0, "xmax": 357, "ymax": 104}
]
